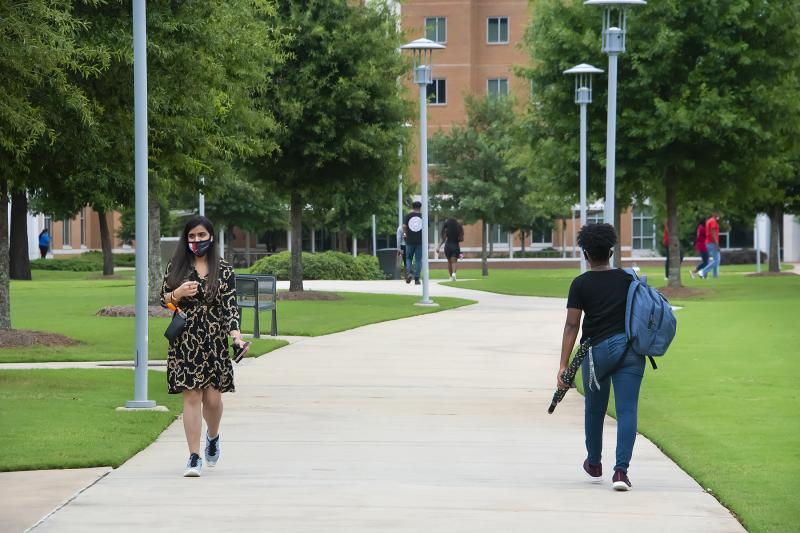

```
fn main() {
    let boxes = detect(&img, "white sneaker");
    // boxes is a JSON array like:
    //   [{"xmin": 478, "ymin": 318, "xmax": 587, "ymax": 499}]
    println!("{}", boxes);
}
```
[
  {"xmin": 205, "ymin": 433, "xmax": 220, "ymax": 467},
  {"xmin": 183, "ymin": 453, "xmax": 203, "ymax": 477},
  {"xmin": 450, "ymin": 273, "xmax": 457, "ymax": 282}
]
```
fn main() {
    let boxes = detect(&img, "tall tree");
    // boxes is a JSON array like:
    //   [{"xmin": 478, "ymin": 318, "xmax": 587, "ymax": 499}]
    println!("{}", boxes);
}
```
[
  {"xmin": 522, "ymin": 0, "xmax": 800, "ymax": 288},
  {"xmin": 254, "ymin": 0, "xmax": 412, "ymax": 292},
  {"xmin": 430, "ymin": 96, "xmax": 530, "ymax": 276},
  {"xmin": 0, "ymin": 1, "xmax": 102, "ymax": 328}
]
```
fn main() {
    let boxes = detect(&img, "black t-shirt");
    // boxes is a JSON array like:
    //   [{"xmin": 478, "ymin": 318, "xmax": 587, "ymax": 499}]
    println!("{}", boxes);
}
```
[
  {"xmin": 566, "ymin": 269, "xmax": 632, "ymax": 345},
  {"xmin": 404, "ymin": 212, "xmax": 423, "ymax": 245}
]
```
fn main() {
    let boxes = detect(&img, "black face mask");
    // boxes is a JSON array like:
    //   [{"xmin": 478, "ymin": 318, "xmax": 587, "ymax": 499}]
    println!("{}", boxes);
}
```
[{"xmin": 188, "ymin": 238, "xmax": 212, "ymax": 257}]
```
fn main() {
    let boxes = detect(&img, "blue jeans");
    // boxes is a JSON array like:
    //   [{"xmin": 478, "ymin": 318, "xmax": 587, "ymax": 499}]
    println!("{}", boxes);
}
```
[
  {"xmin": 581, "ymin": 332, "xmax": 645, "ymax": 472},
  {"xmin": 405, "ymin": 244, "xmax": 422, "ymax": 279},
  {"xmin": 701, "ymin": 243, "xmax": 720, "ymax": 278}
]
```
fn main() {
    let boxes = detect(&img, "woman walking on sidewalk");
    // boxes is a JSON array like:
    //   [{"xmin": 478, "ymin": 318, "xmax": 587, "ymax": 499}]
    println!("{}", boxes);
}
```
[
  {"xmin": 689, "ymin": 218, "xmax": 710, "ymax": 279},
  {"xmin": 437, "ymin": 218, "xmax": 464, "ymax": 281},
  {"xmin": 557, "ymin": 223, "xmax": 644, "ymax": 491},
  {"xmin": 161, "ymin": 215, "xmax": 247, "ymax": 477}
]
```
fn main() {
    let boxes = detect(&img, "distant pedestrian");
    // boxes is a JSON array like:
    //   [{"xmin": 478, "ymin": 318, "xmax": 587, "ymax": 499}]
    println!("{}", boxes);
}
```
[
  {"xmin": 403, "ymin": 201, "xmax": 424, "ymax": 285},
  {"xmin": 437, "ymin": 218, "xmax": 463, "ymax": 281},
  {"xmin": 559, "ymin": 223, "xmax": 643, "ymax": 491},
  {"xmin": 160, "ymin": 215, "xmax": 247, "ymax": 477},
  {"xmin": 689, "ymin": 219, "xmax": 710, "ymax": 279},
  {"xmin": 699, "ymin": 211, "xmax": 721, "ymax": 279},
  {"xmin": 396, "ymin": 223, "xmax": 406, "ymax": 276},
  {"xmin": 38, "ymin": 228, "xmax": 50, "ymax": 259}
]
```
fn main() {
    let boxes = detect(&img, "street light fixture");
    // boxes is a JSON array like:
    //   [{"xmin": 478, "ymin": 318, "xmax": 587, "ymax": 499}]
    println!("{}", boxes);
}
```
[
  {"xmin": 400, "ymin": 38, "xmax": 445, "ymax": 306},
  {"xmin": 564, "ymin": 63, "xmax": 604, "ymax": 273},
  {"xmin": 585, "ymin": 0, "xmax": 646, "ymax": 266}
]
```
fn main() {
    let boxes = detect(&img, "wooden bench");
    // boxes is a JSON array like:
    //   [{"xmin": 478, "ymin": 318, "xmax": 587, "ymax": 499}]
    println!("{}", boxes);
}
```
[{"xmin": 235, "ymin": 274, "xmax": 277, "ymax": 338}]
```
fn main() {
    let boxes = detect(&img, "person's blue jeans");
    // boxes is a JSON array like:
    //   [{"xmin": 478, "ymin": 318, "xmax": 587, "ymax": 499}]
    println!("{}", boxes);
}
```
[
  {"xmin": 701, "ymin": 243, "xmax": 720, "ymax": 278},
  {"xmin": 405, "ymin": 244, "xmax": 422, "ymax": 279},
  {"xmin": 581, "ymin": 332, "xmax": 645, "ymax": 473}
]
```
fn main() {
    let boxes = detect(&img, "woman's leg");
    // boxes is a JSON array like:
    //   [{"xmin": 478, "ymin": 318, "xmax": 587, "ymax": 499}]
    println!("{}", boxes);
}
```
[
  {"xmin": 446, "ymin": 254, "xmax": 453, "ymax": 276},
  {"xmin": 611, "ymin": 354, "xmax": 645, "ymax": 472},
  {"xmin": 182, "ymin": 390, "xmax": 203, "ymax": 454},
  {"xmin": 582, "ymin": 358, "xmax": 611, "ymax": 465},
  {"xmin": 202, "ymin": 387, "xmax": 223, "ymax": 438},
  {"xmin": 451, "ymin": 257, "xmax": 458, "ymax": 275}
]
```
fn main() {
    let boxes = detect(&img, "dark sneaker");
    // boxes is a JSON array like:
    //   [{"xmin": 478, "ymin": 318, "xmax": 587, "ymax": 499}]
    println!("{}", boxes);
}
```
[
  {"xmin": 184, "ymin": 453, "xmax": 203, "ymax": 477},
  {"xmin": 405, "ymin": 274, "xmax": 413, "ymax": 284},
  {"xmin": 414, "ymin": 278, "xmax": 421, "ymax": 285},
  {"xmin": 205, "ymin": 433, "xmax": 220, "ymax": 467},
  {"xmin": 612, "ymin": 469, "xmax": 632, "ymax": 491},
  {"xmin": 583, "ymin": 459, "xmax": 602, "ymax": 483}
]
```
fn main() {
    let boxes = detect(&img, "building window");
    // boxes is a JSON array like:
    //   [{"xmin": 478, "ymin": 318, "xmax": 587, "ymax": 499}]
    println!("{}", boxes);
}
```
[
  {"xmin": 586, "ymin": 211, "xmax": 604, "ymax": 225},
  {"xmin": 62, "ymin": 219, "xmax": 71, "ymax": 248},
  {"xmin": 531, "ymin": 219, "xmax": 552, "ymax": 244},
  {"xmin": 427, "ymin": 79, "xmax": 446, "ymax": 105},
  {"xmin": 632, "ymin": 206, "xmax": 656, "ymax": 250},
  {"xmin": 79, "ymin": 208, "xmax": 86, "ymax": 246},
  {"xmin": 488, "ymin": 78, "xmax": 509, "ymax": 97},
  {"xmin": 488, "ymin": 224, "xmax": 509, "ymax": 244},
  {"xmin": 487, "ymin": 17, "xmax": 509, "ymax": 44},
  {"xmin": 425, "ymin": 17, "xmax": 446, "ymax": 43},
  {"xmin": 44, "ymin": 215, "xmax": 52, "ymax": 235}
]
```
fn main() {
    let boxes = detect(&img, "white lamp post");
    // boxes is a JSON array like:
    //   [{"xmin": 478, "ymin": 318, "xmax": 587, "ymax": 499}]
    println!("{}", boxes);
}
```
[
  {"xmin": 564, "ymin": 63, "xmax": 603, "ymax": 273},
  {"xmin": 585, "ymin": 0, "xmax": 646, "ymax": 266},
  {"xmin": 400, "ymin": 38, "xmax": 445, "ymax": 306}
]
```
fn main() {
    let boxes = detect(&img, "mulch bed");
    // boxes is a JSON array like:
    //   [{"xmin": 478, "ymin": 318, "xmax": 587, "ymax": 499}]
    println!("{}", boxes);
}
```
[
  {"xmin": 658, "ymin": 287, "xmax": 710, "ymax": 300},
  {"xmin": 745, "ymin": 271, "xmax": 797, "ymax": 277},
  {"xmin": 96, "ymin": 305, "xmax": 173, "ymax": 318},
  {"xmin": 0, "ymin": 329, "xmax": 81, "ymax": 349},
  {"xmin": 277, "ymin": 290, "xmax": 343, "ymax": 301}
]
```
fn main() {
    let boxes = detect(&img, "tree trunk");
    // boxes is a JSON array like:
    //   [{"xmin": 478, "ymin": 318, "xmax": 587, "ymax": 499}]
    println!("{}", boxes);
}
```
[
  {"xmin": 289, "ymin": 192, "xmax": 304, "ymax": 292},
  {"xmin": 9, "ymin": 190, "xmax": 31, "ymax": 280},
  {"xmin": 768, "ymin": 205, "xmax": 781, "ymax": 273},
  {"xmin": 147, "ymin": 195, "xmax": 162, "ymax": 305},
  {"xmin": 614, "ymin": 204, "xmax": 622, "ymax": 267},
  {"xmin": 665, "ymin": 168, "xmax": 681, "ymax": 289},
  {"xmin": 481, "ymin": 218, "xmax": 489, "ymax": 276},
  {"xmin": 0, "ymin": 179, "xmax": 11, "ymax": 329},
  {"xmin": 97, "ymin": 208, "xmax": 114, "ymax": 276},
  {"xmin": 520, "ymin": 230, "xmax": 526, "ymax": 255},
  {"xmin": 488, "ymin": 224, "xmax": 494, "ymax": 256}
]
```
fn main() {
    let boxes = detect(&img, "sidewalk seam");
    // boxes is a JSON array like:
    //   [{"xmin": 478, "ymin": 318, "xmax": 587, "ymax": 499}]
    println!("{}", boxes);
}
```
[{"xmin": 25, "ymin": 469, "xmax": 112, "ymax": 532}]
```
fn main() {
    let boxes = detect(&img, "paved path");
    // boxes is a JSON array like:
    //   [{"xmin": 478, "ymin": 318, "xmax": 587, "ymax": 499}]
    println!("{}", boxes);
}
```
[{"xmin": 30, "ymin": 280, "xmax": 742, "ymax": 532}]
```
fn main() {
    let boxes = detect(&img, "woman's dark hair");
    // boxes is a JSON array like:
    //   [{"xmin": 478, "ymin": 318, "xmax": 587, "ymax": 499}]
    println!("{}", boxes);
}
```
[
  {"xmin": 577, "ymin": 223, "xmax": 617, "ymax": 261},
  {"xmin": 442, "ymin": 218, "xmax": 463, "ymax": 242},
  {"xmin": 167, "ymin": 216, "xmax": 220, "ymax": 301}
]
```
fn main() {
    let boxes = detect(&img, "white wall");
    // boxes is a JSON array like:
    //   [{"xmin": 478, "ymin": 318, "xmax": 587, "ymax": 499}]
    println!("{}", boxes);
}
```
[{"xmin": 783, "ymin": 214, "xmax": 800, "ymax": 262}]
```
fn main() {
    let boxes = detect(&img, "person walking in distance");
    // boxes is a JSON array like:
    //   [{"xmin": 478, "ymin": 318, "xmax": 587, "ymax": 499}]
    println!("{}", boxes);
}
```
[
  {"xmin": 38, "ymin": 228, "xmax": 50, "ymax": 259},
  {"xmin": 700, "ymin": 211, "xmax": 721, "ymax": 279},
  {"xmin": 161, "ymin": 215, "xmax": 247, "ymax": 477},
  {"xmin": 559, "ymin": 223, "xmax": 644, "ymax": 491},
  {"xmin": 689, "ymin": 218, "xmax": 710, "ymax": 279},
  {"xmin": 403, "ymin": 201, "xmax": 424, "ymax": 285},
  {"xmin": 437, "ymin": 218, "xmax": 463, "ymax": 281}
]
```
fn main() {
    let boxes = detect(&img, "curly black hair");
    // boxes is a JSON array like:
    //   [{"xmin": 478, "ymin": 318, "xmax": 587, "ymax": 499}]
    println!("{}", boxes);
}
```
[{"xmin": 577, "ymin": 223, "xmax": 617, "ymax": 262}]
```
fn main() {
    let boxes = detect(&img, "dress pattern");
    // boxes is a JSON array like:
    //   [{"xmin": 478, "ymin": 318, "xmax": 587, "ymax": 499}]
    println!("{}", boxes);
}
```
[{"xmin": 160, "ymin": 260, "xmax": 239, "ymax": 394}]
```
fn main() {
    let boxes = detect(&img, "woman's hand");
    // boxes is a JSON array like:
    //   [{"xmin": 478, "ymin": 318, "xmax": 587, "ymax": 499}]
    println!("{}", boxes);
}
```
[
  {"xmin": 230, "ymin": 330, "xmax": 244, "ymax": 347},
  {"xmin": 175, "ymin": 280, "xmax": 199, "ymax": 300},
  {"xmin": 556, "ymin": 366, "xmax": 569, "ymax": 390}
]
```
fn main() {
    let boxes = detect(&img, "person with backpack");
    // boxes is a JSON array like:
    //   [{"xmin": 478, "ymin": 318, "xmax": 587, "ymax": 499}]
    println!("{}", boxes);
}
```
[
  {"xmin": 558, "ymin": 223, "xmax": 645, "ymax": 491},
  {"xmin": 437, "ymin": 218, "xmax": 463, "ymax": 281}
]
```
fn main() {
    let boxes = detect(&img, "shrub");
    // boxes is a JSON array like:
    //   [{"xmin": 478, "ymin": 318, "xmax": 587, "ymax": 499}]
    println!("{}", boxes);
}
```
[
  {"xmin": 249, "ymin": 251, "xmax": 385, "ymax": 280},
  {"xmin": 720, "ymin": 249, "xmax": 767, "ymax": 265},
  {"xmin": 31, "ymin": 251, "xmax": 136, "ymax": 271}
]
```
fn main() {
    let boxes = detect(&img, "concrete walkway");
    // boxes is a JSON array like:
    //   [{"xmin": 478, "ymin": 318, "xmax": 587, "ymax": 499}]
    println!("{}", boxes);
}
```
[{"xmin": 28, "ymin": 280, "xmax": 742, "ymax": 532}]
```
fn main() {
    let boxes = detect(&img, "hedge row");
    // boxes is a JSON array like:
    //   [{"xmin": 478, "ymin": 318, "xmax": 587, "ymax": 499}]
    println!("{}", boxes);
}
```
[
  {"xmin": 249, "ymin": 251, "xmax": 385, "ymax": 280},
  {"xmin": 31, "ymin": 251, "xmax": 136, "ymax": 271}
]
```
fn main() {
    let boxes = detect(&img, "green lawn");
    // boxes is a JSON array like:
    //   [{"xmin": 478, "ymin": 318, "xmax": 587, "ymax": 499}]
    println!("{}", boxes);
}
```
[
  {"xmin": 4, "ymin": 271, "xmax": 473, "ymax": 362},
  {"xmin": 442, "ymin": 265, "xmax": 799, "ymax": 533},
  {"xmin": 0, "ymin": 369, "xmax": 183, "ymax": 472}
]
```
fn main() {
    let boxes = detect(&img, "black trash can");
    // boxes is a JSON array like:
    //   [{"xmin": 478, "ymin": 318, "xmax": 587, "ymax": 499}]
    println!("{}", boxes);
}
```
[{"xmin": 376, "ymin": 248, "xmax": 400, "ymax": 280}]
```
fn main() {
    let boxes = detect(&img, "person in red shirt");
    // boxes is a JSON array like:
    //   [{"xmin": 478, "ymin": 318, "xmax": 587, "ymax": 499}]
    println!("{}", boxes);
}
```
[
  {"xmin": 662, "ymin": 219, "xmax": 683, "ymax": 280},
  {"xmin": 700, "ymin": 211, "xmax": 721, "ymax": 278},
  {"xmin": 689, "ymin": 219, "xmax": 709, "ymax": 279}
]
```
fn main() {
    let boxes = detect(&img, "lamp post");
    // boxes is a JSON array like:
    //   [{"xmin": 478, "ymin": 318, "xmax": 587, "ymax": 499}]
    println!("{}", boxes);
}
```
[
  {"xmin": 585, "ymin": 0, "xmax": 646, "ymax": 266},
  {"xmin": 564, "ymin": 63, "xmax": 603, "ymax": 273},
  {"xmin": 400, "ymin": 38, "xmax": 445, "ymax": 306},
  {"xmin": 126, "ymin": 0, "xmax": 156, "ymax": 409}
]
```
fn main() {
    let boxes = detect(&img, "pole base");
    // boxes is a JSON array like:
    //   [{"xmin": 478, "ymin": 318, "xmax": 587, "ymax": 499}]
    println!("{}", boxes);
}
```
[
  {"xmin": 414, "ymin": 300, "xmax": 439, "ymax": 307},
  {"xmin": 120, "ymin": 400, "xmax": 160, "ymax": 410}
]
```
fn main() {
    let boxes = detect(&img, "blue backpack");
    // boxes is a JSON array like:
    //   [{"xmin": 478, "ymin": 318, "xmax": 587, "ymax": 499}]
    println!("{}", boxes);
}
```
[{"xmin": 622, "ymin": 268, "xmax": 677, "ymax": 369}]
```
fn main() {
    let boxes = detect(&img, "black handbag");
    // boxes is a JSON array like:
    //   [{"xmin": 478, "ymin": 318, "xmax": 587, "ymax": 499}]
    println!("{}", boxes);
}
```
[{"xmin": 164, "ymin": 308, "xmax": 187, "ymax": 343}]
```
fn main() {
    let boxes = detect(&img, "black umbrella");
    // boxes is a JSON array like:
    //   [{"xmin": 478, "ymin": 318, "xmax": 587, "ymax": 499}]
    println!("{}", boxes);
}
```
[{"xmin": 547, "ymin": 339, "xmax": 591, "ymax": 414}]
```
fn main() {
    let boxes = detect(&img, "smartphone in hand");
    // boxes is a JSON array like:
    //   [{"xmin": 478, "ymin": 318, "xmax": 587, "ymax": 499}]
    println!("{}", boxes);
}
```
[{"xmin": 232, "ymin": 341, "xmax": 251, "ymax": 363}]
